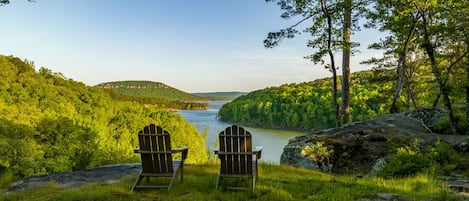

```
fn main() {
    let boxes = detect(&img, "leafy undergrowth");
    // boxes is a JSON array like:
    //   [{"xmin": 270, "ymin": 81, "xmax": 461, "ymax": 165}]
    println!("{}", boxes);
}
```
[{"xmin": 0, "ymin": 164, "xmax": 463, "ymax": 201}]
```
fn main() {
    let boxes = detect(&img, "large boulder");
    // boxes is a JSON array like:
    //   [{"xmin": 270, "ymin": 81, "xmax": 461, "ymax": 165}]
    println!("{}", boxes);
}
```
[{"xmin": 280, "ymin": 110, "xmax": 468, "ymax": 174}]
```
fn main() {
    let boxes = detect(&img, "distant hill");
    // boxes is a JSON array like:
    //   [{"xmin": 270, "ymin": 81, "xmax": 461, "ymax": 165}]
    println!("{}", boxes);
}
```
[
  {"xmin": 96, "ymin": 80, "xmax": 207, "ymax": 101},
  {"xmin": 192, "ymin": 92, "xmax": 247, "ymax": 100}
]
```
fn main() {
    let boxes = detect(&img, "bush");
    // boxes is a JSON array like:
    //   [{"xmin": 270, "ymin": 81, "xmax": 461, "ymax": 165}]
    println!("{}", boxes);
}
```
[
  {"xmin": 377, "ymin": 139, "xmax": 458, "ymax": 178},
  {"xmin": 377, "ymin": 140, "xmax": 430, "ymax": 178},
  {"xmin": 426, "ymin": 140, "xmax": 458, "ymax": 175}
]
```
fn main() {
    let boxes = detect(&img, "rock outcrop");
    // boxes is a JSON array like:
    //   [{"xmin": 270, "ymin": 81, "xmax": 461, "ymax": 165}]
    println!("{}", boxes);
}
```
[
  {"xmin": 280, "ymin": 109, "xmax": 468, "ymax": 174},
  {"xmin": 3, "ymin": 164, "xmax": 141, "ymax": 193}
]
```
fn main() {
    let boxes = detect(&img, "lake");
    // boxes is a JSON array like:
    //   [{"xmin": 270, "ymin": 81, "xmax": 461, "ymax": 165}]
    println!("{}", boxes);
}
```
[{"xmin": 177, "ymin": 101, "xmax": 305, "ymax": 164}]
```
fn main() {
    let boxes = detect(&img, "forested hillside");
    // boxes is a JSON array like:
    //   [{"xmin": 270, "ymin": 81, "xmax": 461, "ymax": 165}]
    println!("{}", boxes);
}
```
[
  {"xmin": 219, "ymin": 68, "xmax": 467, "ymax": 131},
  {"xmin": 107, "ymin": 90, "xmax": 207, "ymax": 110},
  {"xmin": 97, "ymin": 81, "xmax": 207, "ymax": 102},
  {"xmin": 0, "ymin": 55, "xmax": 208, "ymax": 185}
]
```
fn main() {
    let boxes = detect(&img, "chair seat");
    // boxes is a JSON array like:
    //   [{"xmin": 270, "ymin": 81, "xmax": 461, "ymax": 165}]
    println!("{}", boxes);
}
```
[{"xmin": 141, "ymin": 160, "xmax": 182, "ymax": 177}]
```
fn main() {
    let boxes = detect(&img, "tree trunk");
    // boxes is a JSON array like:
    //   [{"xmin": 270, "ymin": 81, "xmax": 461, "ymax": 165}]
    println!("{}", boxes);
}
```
[
  {"xmin": 406, "ymin": 76, "xmax": 418, "ymax": 109},
  {"xmin": 390, "ymin": 58, "xmax": 406, "ymax": 113},
  {"xmin": 332, "ymin": 62, "xmax": 340, "ymax": 127},
  {"xmin": 421, "ymin": 14, "xmax": 457, "ymax": 134},
  {"xmin": 466, "ymin": 55, "xmax": 469, "ymax": 134},
  {"xmin": 321, "ymin": 0, "xmax": 340, "ymax": 127},
  {"xmin": 432, "ymin": 92, "xmax": 441, "ymax": 108},
  {"xmin": 341, "ymin": 0, "xmax": 351, "ymax": 124},
  {"xmin": 390, "ymin": 21, "xmax": 415, "ymax": 113}
]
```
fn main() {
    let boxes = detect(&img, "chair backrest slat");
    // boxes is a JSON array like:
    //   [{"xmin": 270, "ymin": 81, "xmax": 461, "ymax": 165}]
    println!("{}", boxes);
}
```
[
  {"xmin": 138, "ymin": 124, "xmax": 173, "ymax": 174},
  {"xmin": 239, "ymin": 130, "xmax": 246, "ymax": 174},
  {"xmin": 139, "ymin": 127, "xmax": 153, "ymax": 174},
  {"xmin": 225, "ymin": 126, "xmax": 233, "ymax": 174}
]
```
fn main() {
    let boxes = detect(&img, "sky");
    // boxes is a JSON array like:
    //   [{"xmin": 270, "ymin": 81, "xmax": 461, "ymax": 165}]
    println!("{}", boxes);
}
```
[{"xmin": 0, "ymin": 0, "xmax": 383, "ymax": 93}]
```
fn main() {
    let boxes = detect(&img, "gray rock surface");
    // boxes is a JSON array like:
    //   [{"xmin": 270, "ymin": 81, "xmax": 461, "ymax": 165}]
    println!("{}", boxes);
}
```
[
  {"xmin": 359, "ymin": 193, "xmax": 414, "ymax": 201},
  {"xmin": 3, "ymin": 163, "xmax": 141, "ymax": 193},
  {"xmin": 280, "ymin": 110, "xmax": 468, "ymax": 174}
]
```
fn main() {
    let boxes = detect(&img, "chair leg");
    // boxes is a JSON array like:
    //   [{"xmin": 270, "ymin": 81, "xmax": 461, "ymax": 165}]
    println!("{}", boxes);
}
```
[
  {"xmin": 216, "ymin": 174, "xmax": 221, "ymax": 190},
  {"xmin": 255, "ymin": 160, "xmax": 259, "ymax": 180},
  {"xmin": 252, "ymin": 176, "xmax": 256, "ymax": 192},
  {"xmin": 168, "ymin": 171, "xmax": 178, "ymax": 191},
  {"xmin": 180, "ymin": 162, "xmax": 184, "ymax": 182},
  {"xmin": 131, "ymin": 173, "xmax": 143, "ymax": 191}
]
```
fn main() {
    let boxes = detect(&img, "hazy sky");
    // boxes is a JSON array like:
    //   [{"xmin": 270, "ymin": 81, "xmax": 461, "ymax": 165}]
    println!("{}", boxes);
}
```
[{"xmin": 1, "ymin": 0, "xmax": 383, "ymax": 93}]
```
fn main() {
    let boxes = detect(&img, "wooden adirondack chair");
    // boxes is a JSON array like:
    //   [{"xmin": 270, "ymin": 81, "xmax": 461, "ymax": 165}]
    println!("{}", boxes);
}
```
[
  {"xmin": 132, "ymin": 124, "xmax": 188, "ymax": 191},
  {"xmin": 215, "ymin": 125, "xmax": 262, "ymax": 191}
]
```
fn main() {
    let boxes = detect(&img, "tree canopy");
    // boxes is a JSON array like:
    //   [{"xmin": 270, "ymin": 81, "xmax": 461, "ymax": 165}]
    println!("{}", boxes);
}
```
[
  {"xmin": 0, "ymin": 55, "xmax": 208, "ymax": 183},
  {"xmin": 262, "ymin": 0, "xmax": 468, "ymax": 133},
  {"xmin": 219, "ymin": 67, "xmax": 467, "ymax": 133}
]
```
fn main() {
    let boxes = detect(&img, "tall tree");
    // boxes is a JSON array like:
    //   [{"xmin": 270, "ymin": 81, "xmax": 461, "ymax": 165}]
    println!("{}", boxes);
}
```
[
  {"xmin": 368, "ymin": 0, "xmax": 468, "ymax": 134},
  {"xmin": 319, "ymin": 0, "xmax": 340, "ymax": 127},
  {"xmin": 341, "ymin": 0, "xmax": 352, "ymax": 124},
  {"xmin": 365, "ymin": 0, "xmax": 421, "ymax": 113},
  {"xmin": 416, "ymin": 0, "xmax": 461, "ymax": 134},
  {"xmin": 454, "ymin": 0, "xmax": 469, "ymax": 134},
  {"xmin": 264, "ymin": 0, "xmax": 368, "ymax": 126}
]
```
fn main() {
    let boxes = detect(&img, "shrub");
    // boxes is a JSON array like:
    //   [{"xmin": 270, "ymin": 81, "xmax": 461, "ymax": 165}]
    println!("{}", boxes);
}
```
[
  {"xmin": 377, "ymin": 139, "xmax": 458, "ymax": 178},
  {"xmin": 377, "ymin": 140, "xmax": 430, "ymax": 178},
  {"xmin": 301, "ymin": 141, "xmax": 334, "ymax": 172}
]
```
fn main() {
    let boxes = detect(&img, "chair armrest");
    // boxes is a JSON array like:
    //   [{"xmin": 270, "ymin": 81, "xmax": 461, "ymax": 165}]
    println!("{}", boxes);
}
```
[
  {"xmin": 214, "ymin": 147, "xmax": 263, "ymax": 160},
  {"xmin": 172, "ymin": 146, "xmax": 189, "ymax": 160},
  {"xmin": 213, "ymin": 149, "xmax": 221, "ymax": 159},
  {"xmin": 254, "ymin": 146, "xmax": 263, "ymax": 160},
  {"xmin": 134, "ymin": 147, "xmax": 188, "ymax": 161}
]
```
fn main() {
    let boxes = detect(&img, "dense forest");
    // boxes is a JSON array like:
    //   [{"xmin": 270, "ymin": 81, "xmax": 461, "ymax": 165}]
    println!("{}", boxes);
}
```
[
  {"xmin": 219, "ymin": 68, "xmax": 467, "ymax": 132},
  {"xmin": 96, "ymin": 81, "xmax": 208, "ymax": 110},
  {"xmin": 106, "ymin": 90, "xmax": 207, "ymax": 110},
  {"xmin": 0, "ymin": 55, "xmax": 208, "ymax": 184},
  {"xmin": 97, "ymin": 81, "xmax": 207, "ymax": 101}
]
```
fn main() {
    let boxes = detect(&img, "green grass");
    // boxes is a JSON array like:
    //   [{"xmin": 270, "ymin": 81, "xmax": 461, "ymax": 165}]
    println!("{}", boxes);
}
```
[{"xmin": 0, "ymin": 164, "xmax": 463, "ymax": 201}]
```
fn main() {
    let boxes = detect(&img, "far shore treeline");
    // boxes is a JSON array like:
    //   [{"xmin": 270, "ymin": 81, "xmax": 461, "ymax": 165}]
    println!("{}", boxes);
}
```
[{"xmin": 219, "ymin": 68, "xmax": 467, "ymax": 133}]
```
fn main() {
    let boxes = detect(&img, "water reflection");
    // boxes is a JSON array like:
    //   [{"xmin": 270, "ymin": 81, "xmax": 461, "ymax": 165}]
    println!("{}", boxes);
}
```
[{"xmin": 177, "ymin": 101, "xmax": 305, "ymax": 164}]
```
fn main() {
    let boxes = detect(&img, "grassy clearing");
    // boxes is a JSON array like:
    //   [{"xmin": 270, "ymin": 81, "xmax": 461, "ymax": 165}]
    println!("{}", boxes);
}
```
[{"xmin": 0, "ymin": 164, "xmax": 463, "ymax": 201}]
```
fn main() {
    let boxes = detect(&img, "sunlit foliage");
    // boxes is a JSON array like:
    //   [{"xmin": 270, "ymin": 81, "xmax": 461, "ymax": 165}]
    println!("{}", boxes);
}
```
[
  {"xmin": 0, "ymin": 55, "xmax": 208, "ymax": 183},
  {"xmin": 219, "ymin": 66, "xmax": 466, "ymax": 130}
]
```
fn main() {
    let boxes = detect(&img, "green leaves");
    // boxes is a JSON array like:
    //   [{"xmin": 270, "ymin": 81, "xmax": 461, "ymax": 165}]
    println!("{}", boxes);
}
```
[
  {"xmin": 219, "ymin": 69, "xmax": 396, "ymax": 129},
  {"xmin": 377, "ymin": 139, "xmax": 458, "ymax": 178},
  {"xmin": 0, "ymin": 55, "xmax": 208, "ymax": 182}
]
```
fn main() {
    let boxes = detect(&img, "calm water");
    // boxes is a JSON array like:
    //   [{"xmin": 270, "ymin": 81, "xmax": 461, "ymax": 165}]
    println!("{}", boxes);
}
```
[{"xmin": 177, "ymin": 101, "xmax": 305, "ymax": 164}]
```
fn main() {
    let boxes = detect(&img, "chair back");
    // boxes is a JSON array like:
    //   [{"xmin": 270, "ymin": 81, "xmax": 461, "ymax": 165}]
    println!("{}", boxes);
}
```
[
  {"xmin": 138, "ymin": 124, "xmax": 174, "ymax": 174},
  {"xmin": 218, "ymin": 125, "xmax": 253, "ymax": 175}
]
